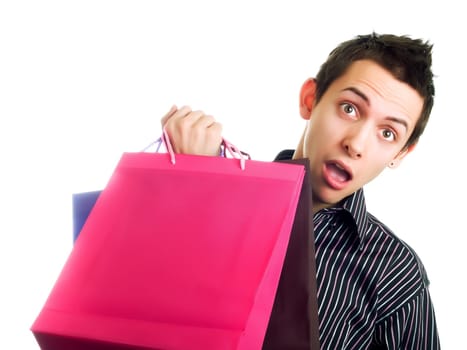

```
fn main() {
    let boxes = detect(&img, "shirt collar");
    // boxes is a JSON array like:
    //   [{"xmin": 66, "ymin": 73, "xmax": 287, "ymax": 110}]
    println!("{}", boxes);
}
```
[
  {"xmin": 316, "ymin": 188, "xmax": 370, "ymax": 249},
  {"xmin": 340, "ymin": 188, "xmax": 370, "ymax": 244}
]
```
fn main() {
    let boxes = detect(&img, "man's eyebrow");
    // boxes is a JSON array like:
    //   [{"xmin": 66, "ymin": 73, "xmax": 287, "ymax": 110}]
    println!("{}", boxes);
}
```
[
  {"xmin": 386, "ymin": 116, "xmax": 408, "ymax": 131},
  {"xmin": 341, "ymin": 87, "xmax": 409, "ymax": 130},
  {"xmin": 341, "ymin": 87, "xmax": 370, "ymax": 105}
]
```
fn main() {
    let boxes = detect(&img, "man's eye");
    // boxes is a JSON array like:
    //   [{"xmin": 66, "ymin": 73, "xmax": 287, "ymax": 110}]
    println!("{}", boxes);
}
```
[
  {"xmin": 341, "ymin": 103, "xmax": 356, "ymax": 116},
  {"xmin": 382, "ymin": 129, "xmax": 395, "ymax": 141}
]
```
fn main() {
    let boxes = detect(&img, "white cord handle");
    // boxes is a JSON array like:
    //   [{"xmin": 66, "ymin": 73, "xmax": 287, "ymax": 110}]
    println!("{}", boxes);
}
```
[
  {"xmin": 162, "ymin": 128, "xmax": 176, "ymax": 164},
  {"xmin": 222, "ymin": 138, "xmax": 248, "ymax": 170},
  {"xmin": 142, "ymin": 130, "xmax": 248, "ymax": 170}
]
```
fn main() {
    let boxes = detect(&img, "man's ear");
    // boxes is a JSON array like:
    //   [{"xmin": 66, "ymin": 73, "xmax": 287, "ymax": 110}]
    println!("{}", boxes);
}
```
[
  {"xmin": 388, "ymin": 143, "xmax": 416, "ymax": 169},
  {"xmin": 299, "ymin": 78, "xmax": 317, "ymax": 120}
]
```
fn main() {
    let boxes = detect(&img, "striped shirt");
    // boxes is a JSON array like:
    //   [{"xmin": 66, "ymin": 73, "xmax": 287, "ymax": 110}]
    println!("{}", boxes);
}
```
[{"xmin": 276, "ymin": 150, "xmax": 441, "ymax": 349}]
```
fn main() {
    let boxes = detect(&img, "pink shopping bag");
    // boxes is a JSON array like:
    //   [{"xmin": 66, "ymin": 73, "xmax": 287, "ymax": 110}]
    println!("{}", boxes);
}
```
[{"xmin": 31, "ymin": 146, "xmax": 305, "ymax": 349}]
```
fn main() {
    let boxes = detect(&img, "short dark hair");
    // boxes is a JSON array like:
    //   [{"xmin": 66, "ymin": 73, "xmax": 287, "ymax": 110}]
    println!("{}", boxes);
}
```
[{"xmin": 315, "ymin": 32, "xmax": 435, "ymax": 149}]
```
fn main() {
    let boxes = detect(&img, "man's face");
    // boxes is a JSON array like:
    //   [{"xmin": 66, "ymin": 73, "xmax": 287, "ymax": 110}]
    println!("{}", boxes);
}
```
[{"xmin": 300, "ymin": 59, "xmax": 424, "ymax": 212}]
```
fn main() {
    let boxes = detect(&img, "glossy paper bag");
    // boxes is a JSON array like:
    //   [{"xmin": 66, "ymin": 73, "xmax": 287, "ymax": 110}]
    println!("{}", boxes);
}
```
[{"xmin": 31, "ymin": 151, "xmax": 305, "ymax": 350}]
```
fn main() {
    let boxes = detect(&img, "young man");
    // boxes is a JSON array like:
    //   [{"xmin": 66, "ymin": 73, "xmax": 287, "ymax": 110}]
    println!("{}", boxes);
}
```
[{"xmin": 161, "ymin": 33, "xmax": 441, "ymax": 349}]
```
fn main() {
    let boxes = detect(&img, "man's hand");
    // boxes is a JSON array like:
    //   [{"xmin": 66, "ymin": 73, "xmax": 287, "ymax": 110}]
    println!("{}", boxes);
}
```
[{"xmin": 161, "ymin": 105, "xmax": 223, "ymax": 156}]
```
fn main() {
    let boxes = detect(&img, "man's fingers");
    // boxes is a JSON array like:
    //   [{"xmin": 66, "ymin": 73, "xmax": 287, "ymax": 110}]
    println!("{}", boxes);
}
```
[
  {"xmin": 192, "ymin": 114, "xmax": 216, "ymax": 129},
  {"xmin": 171, "ymin": 105, "xmax": 193, "ymax": 120},
  {"xmin": 160, "ymin": 104, "xmax": 223, "ymax": 156}
]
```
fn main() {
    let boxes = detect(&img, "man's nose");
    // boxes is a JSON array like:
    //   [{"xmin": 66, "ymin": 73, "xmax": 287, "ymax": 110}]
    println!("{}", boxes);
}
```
[
  {"xmin": 344, "ymin": 143, "xmax": 362, "ymax": 159},
  {"xmin": 342, "ymin": 125, "xmax": 371, "ymax": 159}
]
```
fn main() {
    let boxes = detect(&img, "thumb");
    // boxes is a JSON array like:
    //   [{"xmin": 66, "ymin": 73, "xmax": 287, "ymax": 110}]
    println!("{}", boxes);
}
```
[{"xmin": 160, "ymin": 105, "xmax": 178, "ymax": 128}]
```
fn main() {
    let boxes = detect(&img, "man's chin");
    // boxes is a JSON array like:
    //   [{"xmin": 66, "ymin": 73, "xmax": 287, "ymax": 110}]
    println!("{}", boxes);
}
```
[{"xmin": 313, "ymin": 187, "xmax": 353, "ymax": 209}]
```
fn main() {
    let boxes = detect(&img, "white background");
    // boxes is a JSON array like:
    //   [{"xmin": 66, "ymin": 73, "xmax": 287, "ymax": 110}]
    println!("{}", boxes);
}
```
[{"xmin": 0, "ymin": 1, "xmax": 465, "ymax": 348}]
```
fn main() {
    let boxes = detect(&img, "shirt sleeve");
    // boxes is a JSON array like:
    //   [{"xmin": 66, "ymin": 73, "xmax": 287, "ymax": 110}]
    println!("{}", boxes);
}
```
[{"xmin": 373, "ymin": 286, "xmax": 441, "ymax": 349}]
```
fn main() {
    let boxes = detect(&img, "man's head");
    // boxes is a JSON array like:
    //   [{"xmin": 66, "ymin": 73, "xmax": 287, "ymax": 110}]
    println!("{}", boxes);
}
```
[
  {"xmin": 295, "ymin": 33, "xmax": 435, "ymax": 212},
  {"xmin": 315, "ymin": 32, "xmax": 435, "ymax": 150}
]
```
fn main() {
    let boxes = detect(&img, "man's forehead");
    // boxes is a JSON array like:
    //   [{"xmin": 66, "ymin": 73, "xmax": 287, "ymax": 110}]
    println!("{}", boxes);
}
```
[{"xmin": 330, "ymin": 60, "xmax": 424, "ymax": 127}]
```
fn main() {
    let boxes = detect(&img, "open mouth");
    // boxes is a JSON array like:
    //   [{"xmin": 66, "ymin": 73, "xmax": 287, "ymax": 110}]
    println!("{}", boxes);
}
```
[{"xmin": 323, "ymin": 161, "xmax": 352, "ymax": 190}]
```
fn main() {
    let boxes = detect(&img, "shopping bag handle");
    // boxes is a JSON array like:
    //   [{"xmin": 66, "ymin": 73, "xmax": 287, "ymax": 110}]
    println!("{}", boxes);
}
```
[
  {"xmin": 221, "ymin": 138, "xmax": 251, "ymax": 170},
  {"xmin": 142, "ymin": 129, "xmax": 250, "ymax": 170}
]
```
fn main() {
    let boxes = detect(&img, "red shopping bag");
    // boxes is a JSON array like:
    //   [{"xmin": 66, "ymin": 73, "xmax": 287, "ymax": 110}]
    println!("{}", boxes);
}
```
[{"xmin": 31, "ymin": 144, "xmax": 305, "ymax": 349}]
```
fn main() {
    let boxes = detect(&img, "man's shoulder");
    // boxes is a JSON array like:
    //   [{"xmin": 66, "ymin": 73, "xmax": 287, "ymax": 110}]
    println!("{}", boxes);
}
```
[
  {"xmin": 366, "ymin": 212, "xmax": 430, "ymax": 288},
  {"xmin": 274, "ymin": 149, "xmax": 295, "ymax": 161}
]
